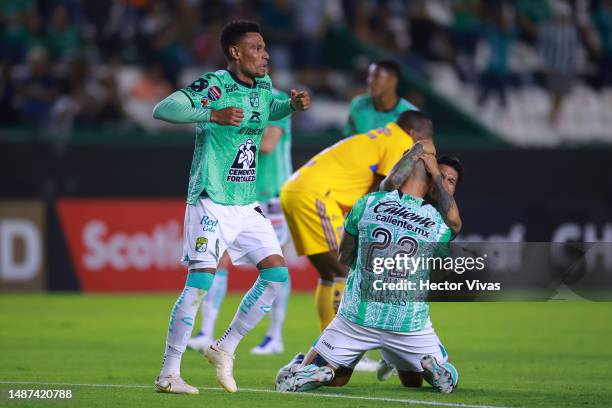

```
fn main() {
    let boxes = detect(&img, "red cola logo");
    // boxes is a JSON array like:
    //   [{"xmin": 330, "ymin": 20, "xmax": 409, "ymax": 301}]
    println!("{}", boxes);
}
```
[{"xmin": 372, "ymin": 200, "xmax": 436, "ymax": 228}]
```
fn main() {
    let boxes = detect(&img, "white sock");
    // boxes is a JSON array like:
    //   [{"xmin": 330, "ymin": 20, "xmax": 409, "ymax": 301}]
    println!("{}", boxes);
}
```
[
  {"xmin": 267, "ymin": 275, "xmax": 291, "ymax": 341},
  {"xmin": 199, "ymin": 269, "xmax": 228, "ymax": 337},
  {"xmin": 160, "ymin": 286, "xmax": 206, "ymax": 378},
  {"xmin": 216, "ymin": 276, "xmax": 283, "ymax": 354}
]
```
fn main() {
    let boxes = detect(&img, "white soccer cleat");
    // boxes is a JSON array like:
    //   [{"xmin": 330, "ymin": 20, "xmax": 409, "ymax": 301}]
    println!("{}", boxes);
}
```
[
  {"xmin": 421, "ymin": 355, "xmax": 459, "ymax": 394},
  {"xmin": 154, "ymin": 375, "xmax": 199, "ymax": 395},
  {"xmin": 250, "ymin": 336, "xmax": 284, "ymax": 355},
  {"xmin": 187, "ymin": 331, "xmax": 214, "ymax": 352},
  {"xmin": 354, "ymin": 355, "xmax": 379, "ymax": 372},
  {"xmin": 205, "ymin": 345, "xmax": 237, "ymax": 393},
  {"xmin": 376, "ymin": 359, "xmax": 396, "ymax": 381},
  {"xmin": 276, "ymin": 363, "xmax": 334, "ymax": 392}
]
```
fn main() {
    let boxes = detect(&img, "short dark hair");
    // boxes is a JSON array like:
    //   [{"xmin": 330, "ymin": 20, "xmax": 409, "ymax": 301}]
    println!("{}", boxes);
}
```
[
  {"xmin": 396, "ymin": 110, "xmax": 433, "ymax": 139},
  {"xmin": 220, "ymin": 20, "xmax": 261, "ymax": 60},
  {"xmin": 375, "ymin": 59, "xmax": 401, "ymax": 78},
  {"xmin": 437, "ymin": 155, "xmax": 464, "ymax": 185}
]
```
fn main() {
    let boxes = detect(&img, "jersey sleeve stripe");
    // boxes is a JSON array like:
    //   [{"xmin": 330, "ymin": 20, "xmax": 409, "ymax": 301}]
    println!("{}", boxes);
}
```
[{"xmin": 178, "ymin": 89, "xmax": 195, "ymax": 107}]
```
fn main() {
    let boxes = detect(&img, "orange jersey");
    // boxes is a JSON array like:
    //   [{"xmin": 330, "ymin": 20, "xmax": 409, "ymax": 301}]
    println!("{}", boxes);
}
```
[{"xmin": 282, "ymin": 122, "xmax": 414, "ymax": 209}]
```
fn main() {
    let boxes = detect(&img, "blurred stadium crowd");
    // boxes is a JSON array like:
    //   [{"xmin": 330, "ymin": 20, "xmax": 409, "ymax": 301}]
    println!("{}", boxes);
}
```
[{"xmin": 1, "ymin": 0, "xmax": 611, "ymax": 142}]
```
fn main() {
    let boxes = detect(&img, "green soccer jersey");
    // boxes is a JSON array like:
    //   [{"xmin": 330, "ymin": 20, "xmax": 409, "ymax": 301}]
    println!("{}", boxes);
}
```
[
  {"xmin": 343, "ymin": 94, "xmax": 418, "ymax": 136},
  {"xmin": 256, "ymin": 88, "xmax": 292, "ymax": 203},
  {"xmin": 338, "ymin": 190, "xmax": 451, "ymax": 332},
  {"xmin": 176, "ymin": 70, "xmax": 291, "ymax": 205}
]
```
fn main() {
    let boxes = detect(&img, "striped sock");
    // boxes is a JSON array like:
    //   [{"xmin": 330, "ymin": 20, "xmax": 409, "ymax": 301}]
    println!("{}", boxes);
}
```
[
  {"xmin": 160, "ymin": 272, "xmax": 214, "ymax": 377},
  {"xmin": 199, "ymin": 269, "xmax": 228, "ymax": 337},
  {"xmin": 216, "ymin": 267, "xmax": 288, "ymax": 354},
  {"xmin": 267, "ymin": 274, "xmax": 291, "ymax": 341}
]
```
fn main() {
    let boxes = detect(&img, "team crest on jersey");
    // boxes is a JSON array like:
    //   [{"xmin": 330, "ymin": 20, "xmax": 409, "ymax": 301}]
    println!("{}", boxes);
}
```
[
  {"xmin": 207, "ymin": 86, "xmax": 222, "ymax": 101},
  {"xmin": 249, "ymin": 92, "xmax": 259, "ymax": 108},
  {"xmin": 195, "ymin": 236, "xmax": 208, "ymax": 253},
  {"xmin": 200, "ymin": 97, "xmax": 209, "ymax": 107},
  {"xmin": 226, "ymin": 139, "xmax": 257, "ymax": 183}
]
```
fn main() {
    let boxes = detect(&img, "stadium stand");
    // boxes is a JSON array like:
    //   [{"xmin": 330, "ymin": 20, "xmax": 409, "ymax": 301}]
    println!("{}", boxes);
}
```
[{"xmin": 1, "ymin": 0, "xmax": 611, "ymax": 145}]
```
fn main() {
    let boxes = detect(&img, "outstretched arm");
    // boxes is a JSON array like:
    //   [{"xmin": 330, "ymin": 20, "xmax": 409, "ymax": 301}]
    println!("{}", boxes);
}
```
[
  {"xmin": 269, "ymin": 89, "xmax": 310, "ymax": 121},
  {"xmin": 153, "ymin": 91, "xmax": 244, "ymax": 126},
  {"xmin": 153, "ymin": 91, "xmax": 212, "ymax": 124},
  {"xmin": 269, "ymin": 98, "xmax": 293, "ymax": 121}
]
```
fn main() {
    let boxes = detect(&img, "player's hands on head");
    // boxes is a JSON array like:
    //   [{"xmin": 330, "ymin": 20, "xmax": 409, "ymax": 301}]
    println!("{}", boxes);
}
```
[
  {"xmin": 290, "ymin": 89, "xmax": 311, "ymax": 111},
  {"xmin": 417, "ymin": 139, "xmax": 436, "ymax": 156},
  {"xmin": 211, "ymin": 107, "xmax": 244, "ymax": 126},
  {"xmin": 421, "ymin": 153, "xmax": 441, "ymax": 177}
]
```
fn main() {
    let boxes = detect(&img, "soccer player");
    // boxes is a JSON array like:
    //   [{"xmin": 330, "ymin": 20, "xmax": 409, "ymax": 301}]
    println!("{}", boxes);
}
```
[
  {"xmin": 343, "ymin": 59, "xmax": 418, "ymax": 137},
  {"xmin": 280, "ymin": 110, "xmax": 436, "ymax": 339},
  {"xmin": 187, "ymin": 86, "xmax": 294, "ymax": 355},
  {"xmin": 276, "ymin": 144, "xmax": 462, "ymax": 394},
  {"xmin": 151, "ymin": 20, "xmax": 310, "ymax": 394},
  {"xmin": 376, "ymin": 153, "xmax": 463, "ymax": 381}
]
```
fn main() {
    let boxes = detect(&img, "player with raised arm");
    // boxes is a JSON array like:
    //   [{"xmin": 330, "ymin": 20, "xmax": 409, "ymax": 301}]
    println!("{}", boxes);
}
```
[
  {"xmin": 187, "ymin": 86, "xmax": 294, "ymax": 356},
  {"xmin": 276, "ymin": 143, "xmax": 461, "ymax": 394},
  {"xmin": 151, "ymin": 20, "xmax": 310, "ymax": 395},
  {"xmin": 280, "ymin": 111, "xmax": 446, "ymax": 340},
  {"xmin": 377, "ymin": 152, "xmax": 463, "ymax": 381},
  {"xmin": 381, "ymin": 142, "xmax": 462, "ymax": 234},
  {"xmin": 343, "ymin": 60, "xmax": 418, "ymax": 137}
]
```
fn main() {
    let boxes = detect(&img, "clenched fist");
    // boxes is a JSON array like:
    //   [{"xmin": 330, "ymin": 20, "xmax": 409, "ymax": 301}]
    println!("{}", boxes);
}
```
[
  {"xmin": 211, "ymin": 107, "xmax": 244, "ymax": 126},
  {"xmin": 290, "ymin": 89, "xmax": 311, "ymax": 111}
]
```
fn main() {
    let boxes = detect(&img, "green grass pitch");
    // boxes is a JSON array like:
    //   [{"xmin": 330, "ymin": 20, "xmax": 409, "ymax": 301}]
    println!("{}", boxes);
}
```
[{"xmin": 0, "ymin": 294, "xmax": 611, "ymax": 407}]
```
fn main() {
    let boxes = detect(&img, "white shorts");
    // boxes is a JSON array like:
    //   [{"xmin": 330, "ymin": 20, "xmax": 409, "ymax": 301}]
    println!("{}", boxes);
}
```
[
  {"xmin": 313, "ymin": 315, "xmax": 448, "ymax": 372},
  {"xmin": 181, "ymin": 198, "xmax": 283, "ymax": 269}
]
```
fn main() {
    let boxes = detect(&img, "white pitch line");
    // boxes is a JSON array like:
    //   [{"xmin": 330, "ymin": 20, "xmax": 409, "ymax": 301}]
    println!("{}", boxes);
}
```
[{"xmin": 0, "ymin": 380, "xmax": 515, "ymax": 408}]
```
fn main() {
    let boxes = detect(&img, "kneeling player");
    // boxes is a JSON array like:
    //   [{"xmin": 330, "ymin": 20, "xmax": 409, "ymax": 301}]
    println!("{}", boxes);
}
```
[{"xmin": 276, "ymin": 146, "xmax": 462, "ymax": 394}]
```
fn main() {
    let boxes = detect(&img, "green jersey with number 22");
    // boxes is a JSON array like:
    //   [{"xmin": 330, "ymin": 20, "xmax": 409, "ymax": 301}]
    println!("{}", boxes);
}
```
[{"xmin": 339, "ymin": 189, "xmax": 451, "ymax": 333}]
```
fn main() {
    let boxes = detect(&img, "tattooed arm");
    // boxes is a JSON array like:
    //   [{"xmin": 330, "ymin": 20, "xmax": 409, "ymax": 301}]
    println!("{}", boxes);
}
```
[
  {"xmin": 422, "ymin": 154, "xmax": 462, "ymax": 234},
  {"xmin": 380, "ymin": 140, "xmax": 435, "ymax": 191},
  {"xmin": 338, "ymin": 233, "xmax": 358, "ymax": 267}
]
